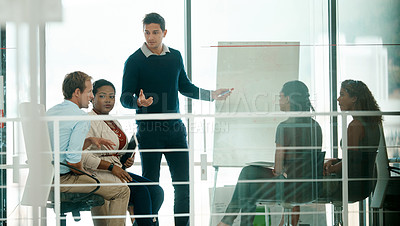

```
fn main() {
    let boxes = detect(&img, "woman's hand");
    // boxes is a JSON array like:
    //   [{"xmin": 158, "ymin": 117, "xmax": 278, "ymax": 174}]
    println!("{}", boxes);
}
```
[
  {"xmin": 217, "ymin": 222, "xmax": 230, "ymax": 226},
  {"xmin": 323, "ymin": 159, "xmax": 337, "ymax": 176},
  {"xmin": 274, "ymin": 144, "xmax": 285, "ymax": 176},
  {"xmin": 111, "ymin": 165, "xmax": 132, "ymax": 182},
  {"xmin": 272, "ymin": 169, "xmax": 280, "ymax": 177},
  {"xmin": 272, "ymin": 169, "xmax": 287, "ymax": 178},
  {"xmin": 124, "ymin": 153, "xmax": 135, "ymax": 168}
]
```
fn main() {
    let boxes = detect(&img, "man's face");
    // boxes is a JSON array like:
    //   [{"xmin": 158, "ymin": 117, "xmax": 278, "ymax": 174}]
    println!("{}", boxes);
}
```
[
  {"xmin": 78, "ymin": 80, "xmax": 94, "ymax": 108},
  {"xmin": 144, "ymin": 23, "xmax": 167, "ymax": 53}
]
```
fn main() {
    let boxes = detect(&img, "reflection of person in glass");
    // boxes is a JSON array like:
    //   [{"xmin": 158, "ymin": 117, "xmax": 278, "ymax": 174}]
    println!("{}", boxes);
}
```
[
  {"xmin": 218, "ymin": 80, "xmax": 322, "ymax": 226},
  {"xmin": 321, "ymin": 80, "xmax": 381, "ymax": 201},
  {"xmin": 120, "ymin": 12, "xmax": 231, "ymax": 226},
  {"xmin": 83, "ymin": 79, "xmax": 164, "ymax": 226}
]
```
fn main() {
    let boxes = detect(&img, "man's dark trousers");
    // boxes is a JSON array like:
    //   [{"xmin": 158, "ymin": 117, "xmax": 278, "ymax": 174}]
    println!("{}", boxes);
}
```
[{"xmin": 138, "ymin": 120, "xmax": 189, "ymax": 226}]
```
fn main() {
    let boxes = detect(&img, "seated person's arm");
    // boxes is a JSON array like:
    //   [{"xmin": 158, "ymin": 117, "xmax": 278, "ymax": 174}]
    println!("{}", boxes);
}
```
[
  {"xmin": 66, "ymin": 121, "xmax": 95, "ymax": 175},
  {"xmin": 67, "ymin": 160, "xmax": 90, "ymax": 175},
  {"xmin": 323, "ymin": 159, "xmax": 341, "ymax": 176},
  {"xmin": 97, "ymin": 159, "xmax": 132, "ymax": 183},
  {"xmin": 273, "ymin": 144, "xmax": 285, "ymax": 176},
  {"xmin": 81, "ymin": 151, "xmax": 132, "ymax": 183},
  {"xmin": 324, "ymin": 120, "xmax": 364, "ymax": 175}
]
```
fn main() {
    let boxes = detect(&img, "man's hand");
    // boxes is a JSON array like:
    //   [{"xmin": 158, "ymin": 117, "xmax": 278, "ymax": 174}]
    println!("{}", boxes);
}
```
[
  {"xmin": 137, "ymin": 89, "xmax": 153, "ymax": 107},
  {"xmin": 111, "ymin": 165, "xmax": 132, "ymax": 182},
  {"xmin": 212, "ymin": 88, "xmax": 233, "ymax": 100},
  {"xmin": 123, "ymin": 153, "xmax": 135, "ymax": 168},
  {"xmin": 86, "ymin": 137, "xmax": 116, "ymax": 150}
]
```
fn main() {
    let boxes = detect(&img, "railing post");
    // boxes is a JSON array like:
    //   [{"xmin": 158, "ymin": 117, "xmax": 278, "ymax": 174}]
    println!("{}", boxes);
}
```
[
  {"xmin": 188, "ymin": 115, "xmax": 195, "ymax": 225},
  {"xmin": 341, "ymin": 113, "xmax": 348, "ymax": 226},
  {"xmin": 53, "ymin": 120, "xmax": 61, "ymax": 226}
]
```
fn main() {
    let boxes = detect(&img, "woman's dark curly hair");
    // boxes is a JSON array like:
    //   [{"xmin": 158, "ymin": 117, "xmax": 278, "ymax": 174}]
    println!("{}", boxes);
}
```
[{"xmin": 341, "ymin": 79, "xmax": 382, "ymax": 124}]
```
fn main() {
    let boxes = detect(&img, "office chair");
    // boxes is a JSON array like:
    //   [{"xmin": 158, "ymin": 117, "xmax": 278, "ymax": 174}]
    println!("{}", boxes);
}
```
[
  {"xmin": 257, "ymin": 151, "xmax": 326, "ymax": 226},
  {"xmin": 280, "ymin": 150, "xmax": 378, "ymax": 226},
  {"xmin": 370, "ymin": 124, "xmax": 400, "ymax": 225},
  {"xmin": 315, "ymin": 151, "xmax": 378, "ymax": 226},
  {"xmin": 48, "ymin": 162, "xmax": 105, "ymax": 226},
  {"xmin": 279, "ymin": 151, "xmax": 326, "ymax": 225},
  {"xmin": 20, "ymin": 102, "xmax": 105, "ymax": 226}
]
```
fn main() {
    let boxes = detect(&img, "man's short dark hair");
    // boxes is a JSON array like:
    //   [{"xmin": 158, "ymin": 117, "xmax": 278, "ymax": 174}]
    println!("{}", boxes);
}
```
[
  {"xmin": 62, "ymin": 71, "xmax": 92, "ymax": 100},
  {"xmin": 143, "ymin": 12, "xmax": 165, "ymax": 31}
]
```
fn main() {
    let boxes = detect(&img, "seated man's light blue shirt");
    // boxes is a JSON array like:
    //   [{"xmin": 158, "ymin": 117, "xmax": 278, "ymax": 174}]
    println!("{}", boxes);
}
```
[{"xmin": 47, "ymin": 100, "xmax": 90, "ymax": 174}]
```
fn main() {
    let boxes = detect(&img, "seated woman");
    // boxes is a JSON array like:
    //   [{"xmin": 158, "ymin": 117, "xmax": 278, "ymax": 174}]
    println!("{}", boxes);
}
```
[
  {"xmin": 82, "ymin": 79, "xmax": 164, "ymax": 226},
  {"xmin": 322, "ymin": 79, "xmax": 382, "ymax": 202},
  {"xmin": 218, "ymin": 80, "xmax": 323, "ymax": 226}
]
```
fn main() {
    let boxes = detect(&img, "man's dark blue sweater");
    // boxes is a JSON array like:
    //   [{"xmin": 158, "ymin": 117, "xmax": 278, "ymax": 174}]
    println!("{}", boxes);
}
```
[{"xmin": 121, "ymin": 47, "xmax": 212, "ymax": 114}]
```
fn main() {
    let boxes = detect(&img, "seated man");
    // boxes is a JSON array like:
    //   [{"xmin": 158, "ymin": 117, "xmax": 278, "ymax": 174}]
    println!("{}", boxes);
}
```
[{"xmin": 47, "ymin": 71, "xmax": 130, "ymax": 226}]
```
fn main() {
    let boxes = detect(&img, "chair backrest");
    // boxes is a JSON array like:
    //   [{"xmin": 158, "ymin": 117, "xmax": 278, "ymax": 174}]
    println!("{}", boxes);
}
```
[
  {"xmin": 20, "ymin": 102, "xmax": 54, "ymax": 207},
  {"xmin": 283, "ymin": 151, "xmax": 326, "ymax": 204},
  {"xmin": 370, "ymin": 124, "xmax": 389, "ymax": 209}
]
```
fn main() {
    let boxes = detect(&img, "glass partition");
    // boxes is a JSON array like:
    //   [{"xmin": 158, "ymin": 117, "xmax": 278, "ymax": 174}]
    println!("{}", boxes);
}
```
[
  {"xmin": 336, "ymin": 3, "xmax": 400, "ymax": 223},
  {"xmin": 191, "ymin": 1, "xmax": 331, "ymax": 225},
  {"xmin": 0, "ymin": 0, "xmax": 399, "ymax": 225}
]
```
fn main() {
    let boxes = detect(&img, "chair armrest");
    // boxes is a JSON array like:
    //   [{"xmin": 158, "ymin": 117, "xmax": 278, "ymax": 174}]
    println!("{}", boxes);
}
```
[{"xmin": 54, "ymin": 161, "xmax": 101, "ymax": 202}]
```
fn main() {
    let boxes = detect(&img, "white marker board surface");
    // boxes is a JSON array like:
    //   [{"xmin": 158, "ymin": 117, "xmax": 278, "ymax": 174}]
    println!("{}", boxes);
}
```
[{"xmin": 213, "ymin": 41, "xmax": 299, "ymax": 167}]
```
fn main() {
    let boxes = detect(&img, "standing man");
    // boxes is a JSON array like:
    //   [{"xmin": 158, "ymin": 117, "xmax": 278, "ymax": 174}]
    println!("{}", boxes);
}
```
[
  {"xmin": 47, "ymin": 71, "xmax": 131, "ymax": 226},
  {"xmin": 121, "ymin": 12, "xmax": 230, "ymax": 226}
]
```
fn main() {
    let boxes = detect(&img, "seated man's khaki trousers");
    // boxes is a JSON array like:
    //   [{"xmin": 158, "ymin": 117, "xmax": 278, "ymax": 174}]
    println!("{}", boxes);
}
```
[{"xmin": 60, "ymin": 173, "xmax": 130, "ymax": 226}]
